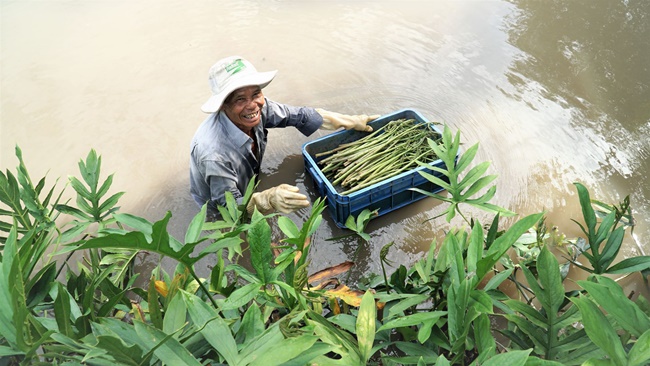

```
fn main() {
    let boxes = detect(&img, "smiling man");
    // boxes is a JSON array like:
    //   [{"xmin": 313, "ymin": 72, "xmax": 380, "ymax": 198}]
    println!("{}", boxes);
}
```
[{"xmin": 190, "ymin": 56, "xmax": 378, "ymax": 218}]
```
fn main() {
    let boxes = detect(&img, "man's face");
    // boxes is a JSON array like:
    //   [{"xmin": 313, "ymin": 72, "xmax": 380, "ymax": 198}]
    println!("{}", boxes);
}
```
[{"xmin": 222, "ymin": 86, "xmax": 265, "ymax": 133}]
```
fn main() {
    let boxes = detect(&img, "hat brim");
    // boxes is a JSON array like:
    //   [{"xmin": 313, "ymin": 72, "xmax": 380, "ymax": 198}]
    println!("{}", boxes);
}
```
[{"xmin": 201, "ymin": 70, "xmax": 277, "ymax": 113}]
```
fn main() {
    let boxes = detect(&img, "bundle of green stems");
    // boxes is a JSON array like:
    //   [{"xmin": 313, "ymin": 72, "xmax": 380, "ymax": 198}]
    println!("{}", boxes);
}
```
[{"xmin": 316, "ymin": 118, "xmax": 441, "ymax": 195}]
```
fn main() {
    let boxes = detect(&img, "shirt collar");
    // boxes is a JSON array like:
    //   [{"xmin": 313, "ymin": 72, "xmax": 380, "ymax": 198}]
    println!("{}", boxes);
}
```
[{"xmin": 217, "ymin": 111, "xmax": 251, "ymax": 148}]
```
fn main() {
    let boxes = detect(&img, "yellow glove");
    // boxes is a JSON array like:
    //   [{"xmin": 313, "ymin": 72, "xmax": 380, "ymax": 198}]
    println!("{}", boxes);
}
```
[
  {"xmin": 316, "ymin": 108, "xmax": 380, "ymax": 132},
  {"xmin": 246, "ymin": 184, "xmax": 310, "ymax": 215}
]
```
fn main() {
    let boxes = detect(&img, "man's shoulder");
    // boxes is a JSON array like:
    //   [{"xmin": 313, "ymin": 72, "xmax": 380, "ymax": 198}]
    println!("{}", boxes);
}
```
[{"xmin": 191, "ymin": 115, "xmax": 230, "ymax": 157}]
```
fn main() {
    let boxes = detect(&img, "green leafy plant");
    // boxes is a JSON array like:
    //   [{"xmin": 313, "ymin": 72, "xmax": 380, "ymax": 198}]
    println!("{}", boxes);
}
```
[
  {"xmin": 571, "ymin": 182, "xmax": 650, "ymax": 274},
  {"xmin": 413, "ymin": 124, "xmax": 515, "ymax": 223},
  {"xmin": 572, "ymin": 275, "xmax": 650, "ymax": 366},
  {"xmin": 3, "ymin": 139, "xmax": 650, "ymax": 366},
  {"xmin": 500, "ymin": 245, "xmax": 600, "ymax": 365}
]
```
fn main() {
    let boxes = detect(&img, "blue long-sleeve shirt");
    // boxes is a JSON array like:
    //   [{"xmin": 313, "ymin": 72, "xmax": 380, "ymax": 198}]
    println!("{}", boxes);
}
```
[{"xmin": 189, "ymin": 98, "xmax": 322, "ymax": 215}]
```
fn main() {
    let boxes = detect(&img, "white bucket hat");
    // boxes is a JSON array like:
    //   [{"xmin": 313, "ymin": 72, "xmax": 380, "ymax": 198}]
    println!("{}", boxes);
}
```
[{"xmin": 201, "ymin": 56, "xmax": 277, "ymax": 113}]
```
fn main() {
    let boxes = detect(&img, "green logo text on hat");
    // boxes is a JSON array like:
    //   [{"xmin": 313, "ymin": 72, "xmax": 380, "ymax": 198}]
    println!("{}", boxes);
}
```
[{"xmin": 225, "ymin": 59, "xmax": 247, "ymax": 75}]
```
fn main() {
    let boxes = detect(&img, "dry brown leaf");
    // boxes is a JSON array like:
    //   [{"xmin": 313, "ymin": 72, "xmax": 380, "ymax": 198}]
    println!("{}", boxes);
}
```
[
  {"xmin": 310, "ymin": 278, "xmax": 340, "ymax": 291},
  {"xmin": 324, "ymin": 284, "xmax": 365, "ymax": 307},
  {"xmin": 308, "ymin": 261, "xmax": 354, "ymax": 284}
]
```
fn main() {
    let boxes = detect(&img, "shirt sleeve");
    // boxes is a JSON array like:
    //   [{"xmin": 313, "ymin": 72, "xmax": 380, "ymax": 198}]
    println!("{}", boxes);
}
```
[
  {"xmin": 263, "ymin": 98, "xmax": 323, "ymax": 136},
  {"xmin": 204, "ymin": 159, "xmax": 245, "ymax": 207}
]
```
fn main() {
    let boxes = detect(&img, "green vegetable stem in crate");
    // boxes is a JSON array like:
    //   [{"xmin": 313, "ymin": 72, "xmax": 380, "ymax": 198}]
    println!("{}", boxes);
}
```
[{"xmin": 315, "ymin": 118, "xmax": 442, "ymax": 195}]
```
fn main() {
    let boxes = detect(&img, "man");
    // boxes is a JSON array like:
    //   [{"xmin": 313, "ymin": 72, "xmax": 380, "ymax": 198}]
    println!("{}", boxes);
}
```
[{"xmin": 190, "ymin": 56, "xmax": 378, "ymax": 218}]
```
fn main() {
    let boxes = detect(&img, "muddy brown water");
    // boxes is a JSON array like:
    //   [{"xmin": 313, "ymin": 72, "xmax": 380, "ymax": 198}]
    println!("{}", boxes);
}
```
[{"xmin": 2, "ymin": 0, "xmax": 648, "ymax": 296}]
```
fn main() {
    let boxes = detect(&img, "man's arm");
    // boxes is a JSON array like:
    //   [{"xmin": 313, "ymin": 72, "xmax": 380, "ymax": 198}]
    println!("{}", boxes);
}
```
[{"xmin": 262, "ymin": 99, "xmax": 323, "ymax": 136}]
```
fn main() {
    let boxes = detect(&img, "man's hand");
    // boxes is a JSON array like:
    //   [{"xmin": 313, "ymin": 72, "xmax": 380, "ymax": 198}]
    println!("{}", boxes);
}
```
[
  {"xmin": 246, "ymin": 184, "xmax": 310, "ymax": 214},
  {"xmin": 317, "ymin": 108, "xmax": 380, "ymax": 132}
]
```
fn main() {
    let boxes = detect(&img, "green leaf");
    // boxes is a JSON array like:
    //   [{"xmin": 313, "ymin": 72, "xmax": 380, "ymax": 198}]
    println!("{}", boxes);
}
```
[
  {"xmin": 199, "ymin": 235, "xmax": 244, "ymax": 257},
  {"xmin": 628, "ymin": 328, "xmax": 650, "ymax": 366},
  {"xmin": 453, "ymin": 142, "xmax": 478, "ymax": 174},
  {"xmin": 163, "ymin": 293, "xmax": 187, "ymax": 337},
  {"xmin": 97, "ymin": 191, "xmax": 125, "ymax": 214},
  {"xmin": 574, "ymin": 182, "xmax": 596, "ymax": 238},
  {"xmin": 504, "ymin": 300, "xmax": 548, "ymax": 329},
  {"xmin": 480, "ymin": 349, "xmax": 532, "ymax": 366},
  {"xmin": 307, "ymin": 311, "xmax": 361, "ymax": 362},
  {"xmin": 0, "ymin": 170, "xmax": 21, "ymax": 209},
  {"xmin": 357, "ymin": 291, "xmax": 377, "ymax": 363},
  {"xmin": 0, "ymin": 345, "xmax": 24, "ymax": 358},
  {"xmin": 147, "ymin": 278, "xmax": 163, "ymax": 330},
  {"xmin": 278, "ymin": 216, "xmax": 300, "ymax": 238},
  {"xmin": 597, "ymin": 226, "xmax": 624, "ymax": 271},
  {"xmin": 386, "ymin": 294, "xmax": 430, "ymax": 320},
  {"xmin": 275, "ymin": 343, "xmax": 334, "ymax": 366},
  {"xmin": 238, "ymin": 324, "xmax": 291, "ymax": 364},
  {"xmin": 570, "ymin": 296, "xmax": 627, "ymax": 366},
  {"xmin": 417, "ymin": 170, "xmax": 452, "ymax": 191},
  {"xmin": 249, "ymin": 334, "xmax": 319, "ymax": 366},
  {"xmin": 556, "ymin": 342, "xmax": 606, "ymax": 365},
  {"xmin": 378, "ymin": 311, "xmax": 447, "ymax": 331},
  {"xmin": 236, "ymin": 302, "xmax": 265, "ymax": 345},
  {"xmin": 593, "ymin": 211, "xmax": 616, "ymax": 247},
  {"xmin": 477, "ymin": 213, "xmax": 543, "ymax": 281},
  {"xmin": 75, "ymin": 194, "xmax": 94, "ymax": 215},
  {"xmin": 210, "ymin": 250, "xmax": 226, "ymax": 294},
  {"xmin": 69, "ymin": 176, "xmax": 93, "ymax": 201},
  {"xmin": 55, "ymin": 204, "xmax": 93, "ymax": 221},
  {"xmin": 92, "ymin": 335, "xmax": 146, "ymax": 365},
  {"xmin": 0, "ymin": 227, "xmax": 18, "ymax": 346},
  {"xmin": 417, "ymin": 318, "xmax": 437, "ymax": 344},
  {"xmin": 356, "ymin": 209, "xmax": 372, "ymax": 230},
  {"xmin": 457, "ymin": 162, "xmax": 492, "ymax": 192},
  {"xmin": 474, "ymin": 313, "xmax": 495, "ymax": 359},
  {"xmin": 464, "ymin": 184, "xmax": 497, "ymax": 205},
  {"xmin": 54, "ymin": 283, "xmax": 74, "ymax": 337},
  {"xmin": 605, "ymin": 256, "xmax": 650, "ymax": 274},
  {"xmin": 64, "ymin": 212, "xmax": 203, "ymax": 267},
  {"xmin": 134, "ymin": 320, "xmax": 202, "ymax": 366},
  {"xmin": 78, "ymin": 149, "xmax": 100, "ymax": 189},
  {"xmin": 475, "ymin": 202, "xmax": 517, "ymax": 216},
  {"xmin": 113, "ymin": 213, "xmax": 153, "ymax": 235},
  {"xmin": 182, "ymin": 290, "xmax": 239, "ymax": 365},
  {"xmin": 503, "ymin": 315, "xmax": 547, "ymax": 352},
  {"xmin": 95, "ymin": 172, "xmax": 115, "ymax": 198},
  {"xmin": 228, "ymin": 264, "xmax": 259, "ymax": 284},
  {"xmin": 434, "ymin": 355, "xmax": 451, "ymax": 366},
  {"xmin": 292, "ymin": 260, "xmax": 309, "ymax": 291},
  {"xmin": 25, "ymin": 261, "xmax": 56, "ymax": 308},
  {"xmin": 466, "ymin": 223, "xmax": 483, "ymax": 275},
  {"xmin": 578, "ymin": 275, "xmax": 650, "ymax": 337},
  {"xmin": 248, "ymin": 213, "xmax": 273, "ymax": 284},
  {"xmin": 222, "ymin": 282, "xmax": 261, "ymax": 310},
  {"xmin": 185, "ymin": 204, "xmax": 207, "ymax": 244},
  {"xmin": 484, "ymin": 268, "xmax": 514, "ymax": 291},
  {"xmin": 535, "ymin": 246, "xmax": 565, "ymax": 314},
  {"xmin": 470, "ymin": 289, "xmax": 493, "ymax": 314}
]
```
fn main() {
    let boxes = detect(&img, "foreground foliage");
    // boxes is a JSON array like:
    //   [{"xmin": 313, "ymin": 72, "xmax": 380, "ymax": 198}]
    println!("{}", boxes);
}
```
[{"xmin": 1, "ymin": 126, "xmax": 649, "ymax": 365}]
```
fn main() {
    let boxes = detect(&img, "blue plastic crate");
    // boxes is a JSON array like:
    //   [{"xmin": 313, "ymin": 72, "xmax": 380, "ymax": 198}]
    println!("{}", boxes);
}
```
[{"xmin": 302, "ymin": 109, "xmax": 453, "ymax": 228}]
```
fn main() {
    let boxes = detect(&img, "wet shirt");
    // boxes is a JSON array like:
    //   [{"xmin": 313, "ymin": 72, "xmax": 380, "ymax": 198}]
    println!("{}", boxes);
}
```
[{"xmin": 189, "ymin": 99, "xmax": 322, "ymax": 215}]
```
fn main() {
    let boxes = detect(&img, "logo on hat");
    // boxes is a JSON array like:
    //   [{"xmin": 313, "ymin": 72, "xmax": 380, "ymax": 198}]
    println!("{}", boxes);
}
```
[{"xmin": 225, "ymin": 59, "xmax": 246, "ymax": 75}]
